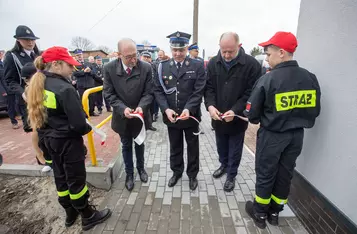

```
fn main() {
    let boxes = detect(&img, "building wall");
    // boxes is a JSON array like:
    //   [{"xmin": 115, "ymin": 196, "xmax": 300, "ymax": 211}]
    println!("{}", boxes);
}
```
[{"xmin": 292, "ymin": 0, "xmax": 357, "ymax": 231}]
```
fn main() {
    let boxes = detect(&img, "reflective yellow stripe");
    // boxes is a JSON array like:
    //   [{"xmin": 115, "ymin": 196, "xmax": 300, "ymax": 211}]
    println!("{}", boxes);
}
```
[
  {"xmin": 43, "ymin": 90, "xmax": 57, "ymax": 109},
  {"xmin": 58, "ymin": 190, "xmax": 69, "ymax": 197},
  {"xmin": 275, "ymin": 90, "xmax": 316, "ymax": 111},
  {"xmin": 45, "ymin": 160, "xmax": 52, "ymax": 164},
  {"xmin": 255, "ymin": 195, "xmax": 271, "ymax": 205},
  {"xmin": 70, "ymin": 185, "xmax": 88, "ymax": 200},
  {"xmin": 271, "ymin": 194, "xmax": 288, "ymax": 205}
]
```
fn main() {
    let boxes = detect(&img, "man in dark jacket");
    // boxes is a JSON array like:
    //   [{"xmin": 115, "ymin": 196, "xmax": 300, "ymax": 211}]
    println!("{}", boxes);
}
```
[
  {"xmin": 92, "ymin": 55, "xmax": 111, "ymax": 114},
  {"xmin": 3, "ymin": 25, "xmax": 40, "ymax": 130},
  {"xmin": 72, "ymin": 49, "xmax": 98, "ymax": 116},
  {"xmin": 104, "ymin": 38, "xmax": 153, "ymax": 191},
  {"xmin": 243, "ymin": 32, "xmax": 321, "ymax": 229},
  {"xmin": 204, "ymin": 32, "xmax": 262, "ymax": 192},
  {"xmin": 154, "ymin": 31, "xmax": 206, "ymax": 190}
]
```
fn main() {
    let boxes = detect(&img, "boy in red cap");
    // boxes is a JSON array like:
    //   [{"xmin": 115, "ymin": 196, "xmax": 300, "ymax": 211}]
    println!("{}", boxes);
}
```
[{"xmin": 243, "ymin": 32, "xmax": 321, "ymax": 229}]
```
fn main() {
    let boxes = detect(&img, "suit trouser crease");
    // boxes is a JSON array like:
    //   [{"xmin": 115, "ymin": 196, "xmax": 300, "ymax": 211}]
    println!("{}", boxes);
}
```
[
  {"xmin": 215, "ymin": 131, "xmax": 245, "ymax": 180},
  {"xmin": 121, "ymin": 135, "xmax": 145, "ymax": 175},
  {"xmin": 254, "ymin": 127, "xmax": 304, "ymax": 214},
  {"xmin": 168, "ymin": 126, "xmax": 199, "ymax": 178}
]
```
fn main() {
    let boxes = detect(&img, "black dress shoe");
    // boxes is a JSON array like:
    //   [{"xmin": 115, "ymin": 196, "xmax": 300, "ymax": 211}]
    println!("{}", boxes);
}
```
[
  {"xmin": 106, "ymin": 108, "xmax": 112, "ymax": 112},
  {"xmin": 245, "ymin": 201, "xmax": 267, "ymax": 229},
  {"xmin": 89, "ymin": 112, "xmax": 99, "ymax": 117},
  {"xmin": 189, "ymin": 177, "xmax": 198, "ymax": 190},
  {"xmin": 148, "ymin": 126, "xmax": 157, "ymax": 131},
  {"xmin": 168, "ymin": 174, "xmax": 182, "ymax": 187},
  {"xmin": 213, "ymin": 166, "xmax": 226, "ymax": 179},
  {"xmin": 138, "ymin": 169, "xmax": 148, "ymax": 183},
  {"xmin": 223, "ymin": 178, "xmax": 235, "ymax": 192},
  {"xmin": 267, "ymin": 212, "xmax": 279, "ymax": 226},
  {"xmin": 125, "ymin": 174, "xmax": 134, "ymax": 191}
]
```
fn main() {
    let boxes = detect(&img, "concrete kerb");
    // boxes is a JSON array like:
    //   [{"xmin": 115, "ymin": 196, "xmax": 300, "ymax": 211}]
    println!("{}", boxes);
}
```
[{"xmin": 0, "ymin": 150, "xmax": 123, "ymax": 191}]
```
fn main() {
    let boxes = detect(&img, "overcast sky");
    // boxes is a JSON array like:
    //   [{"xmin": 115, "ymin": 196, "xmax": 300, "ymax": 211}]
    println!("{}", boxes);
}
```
[{"xmin": 0, "ymin": 0, "xmax": 301, "ymax": 58}]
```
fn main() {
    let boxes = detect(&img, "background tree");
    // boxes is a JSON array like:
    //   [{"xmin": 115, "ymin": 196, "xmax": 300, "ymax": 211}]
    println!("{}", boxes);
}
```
[
  {"xmin": 71, "ymin": 36, "xmax": 95, "ymax": 50},
  {"xmin": 250, "ymin": 46, "xmax": 263, "ymax": 57}
]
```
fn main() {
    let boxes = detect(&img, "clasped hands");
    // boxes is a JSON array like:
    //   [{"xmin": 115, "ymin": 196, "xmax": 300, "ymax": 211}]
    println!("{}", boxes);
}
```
[{"xmin": 208, "ymin": 106, "xmax": 235, "ymax": 122}]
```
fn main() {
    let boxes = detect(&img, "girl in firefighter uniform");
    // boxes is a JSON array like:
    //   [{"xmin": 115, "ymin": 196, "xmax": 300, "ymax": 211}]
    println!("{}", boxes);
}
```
[{"xmin": 26, "ymin": 46, "xmax": 111, "ymax": 231}]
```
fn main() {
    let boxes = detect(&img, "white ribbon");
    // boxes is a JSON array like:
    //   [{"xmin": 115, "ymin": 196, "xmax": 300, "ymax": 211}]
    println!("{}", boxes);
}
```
[
  {"xmin": 175, "ymin": 116, "xmax": 202, "ymax": 135},
  {"xmin": 128, "ymin": 112, "xmax": 146, "ymax": 145},
  {"xmin": 86, "ymin": 119, "xmax": 107, "ymax": 145},
  {"xmin": 220, "ymin": 114, "xmax": 249, "ymax": 122}
]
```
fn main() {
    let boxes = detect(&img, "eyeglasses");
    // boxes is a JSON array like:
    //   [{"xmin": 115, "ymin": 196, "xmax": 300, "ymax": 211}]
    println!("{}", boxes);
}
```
[{"xmin": 123, "ymin": 54, "xmax": 137, "ymax": 61}]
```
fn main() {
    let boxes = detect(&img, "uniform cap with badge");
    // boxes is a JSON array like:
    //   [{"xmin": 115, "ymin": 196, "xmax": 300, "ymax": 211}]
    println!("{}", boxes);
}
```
[
  {"xmin": 167, "ymin": 31, "xmax": 191, "ymax": 48},
  {"xmin": 73, "ymin": 48, "xmax": 83, "ymax": 55},
  {"xmin": 14, "ymin": 25, "xmax": 40, "ymax": 40},
  {"xmin": 188, "ymin": 43, "xmax": 199, "ymax": 51},
  {"xmin": 140, "ymin": 51, "xmax": 151, "ymax": 58}
]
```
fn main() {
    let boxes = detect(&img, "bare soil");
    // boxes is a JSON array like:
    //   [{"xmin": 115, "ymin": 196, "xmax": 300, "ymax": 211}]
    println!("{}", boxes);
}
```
[{"xmin": 0, "ymin": 175, "xmax": 107, "ymax": 234}]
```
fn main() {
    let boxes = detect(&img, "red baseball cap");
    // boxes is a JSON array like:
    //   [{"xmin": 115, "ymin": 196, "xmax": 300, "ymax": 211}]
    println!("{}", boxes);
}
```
[
  {"xmin": 259, "ymin": 32, "xmax": 298, "ymax": 53},
  {"xmin": 42, "ymin": 46, "xmax": 81, "ymax": 66}
]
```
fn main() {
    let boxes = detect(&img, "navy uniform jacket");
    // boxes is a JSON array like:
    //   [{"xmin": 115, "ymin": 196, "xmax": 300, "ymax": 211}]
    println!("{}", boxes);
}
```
[
  {"xmin": 3, "ymin": 50, "xmax": 36, "ymax": 95},
  {"xmin": 244, "ymin": 60, "xmax": 321, "ymax": 132},
  {"xmin": 72, "ymin": 62, "xmax": 95, "ymax": 89},
  {"xmin": 154, "ymin": 57, "xmax": 206, "ymax": 128},
  {"xmin": 91, "ymin": 64, "xmax": 105, "ymax": 86},
  {"xmin": 103, "ymin": 59, "xmax": 153, "ymax": 137}
]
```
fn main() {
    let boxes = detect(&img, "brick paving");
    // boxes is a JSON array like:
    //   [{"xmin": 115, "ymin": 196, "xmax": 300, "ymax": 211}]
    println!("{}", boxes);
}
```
[
  {"xmin": 86, "ymin": 106, "xmax": 308, "ymax": 234},
  {"xmin": 0, "ymin": 111, "xmax": 119, "ymax": 166}
]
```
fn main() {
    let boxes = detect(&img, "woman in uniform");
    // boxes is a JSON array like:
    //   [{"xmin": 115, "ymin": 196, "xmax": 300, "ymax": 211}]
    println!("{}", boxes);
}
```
[
  {"xmin": 26, "ymin": 46, "xmax": 111, "ymax": 231},
  {"xmin": 3, "ymin": 25, "xmax": 40, "ymax": 131}
]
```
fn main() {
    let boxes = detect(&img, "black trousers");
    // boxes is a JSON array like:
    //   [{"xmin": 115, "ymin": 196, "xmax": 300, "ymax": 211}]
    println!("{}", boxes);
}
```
[
  {"xmin": 215, "ymin": 131, "xmax": 245, "ymax": 180},
  {"xmin": 78, "ymin": 88, "xmax": 95, "ymax": 114},
  {"xmin": 7, "ymin": 94, "xmax": 30, "ymax": 131},
  {"xmin": 254, "ymin": 127, "xmax": 304, "ymax": 214},
  {"xmin": 6, "ymin": 94, "xmax": 18, "ymax": 124},
  {"xmin": 43, "ymin": 136, "xmax": 89, "ymax": 210},
  {"xmin": 95, "ymin": 90, "xmax": 110, "ymax": 111},
  {"xmin": 120, "ymin": 134, "xmax": 145, "ymax": 175},
  {"xmin": 38, "ymin": 134, "xmax": 52, "ymax": 166},
  {"xmin": 168, "ymin": 125, "xmax": 199, "ymax": 178}
]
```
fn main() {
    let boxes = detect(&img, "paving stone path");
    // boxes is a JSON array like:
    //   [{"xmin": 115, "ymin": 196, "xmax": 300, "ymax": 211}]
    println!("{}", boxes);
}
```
[{"xmin": 86, "ymin": 106, "xmax": 308, "ymax": 234}]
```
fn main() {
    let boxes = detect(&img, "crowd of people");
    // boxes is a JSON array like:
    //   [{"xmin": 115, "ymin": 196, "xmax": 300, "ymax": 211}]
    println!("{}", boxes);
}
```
[{"xmin": 0, "ymin": 24, "xmax": 321, "ymax": 231}]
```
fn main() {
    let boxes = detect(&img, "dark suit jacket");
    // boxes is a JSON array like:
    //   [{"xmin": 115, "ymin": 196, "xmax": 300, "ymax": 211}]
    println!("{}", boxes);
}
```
[{"xmin": 103, "ymin": 58, "xmax": 153, "ymax": 137}]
